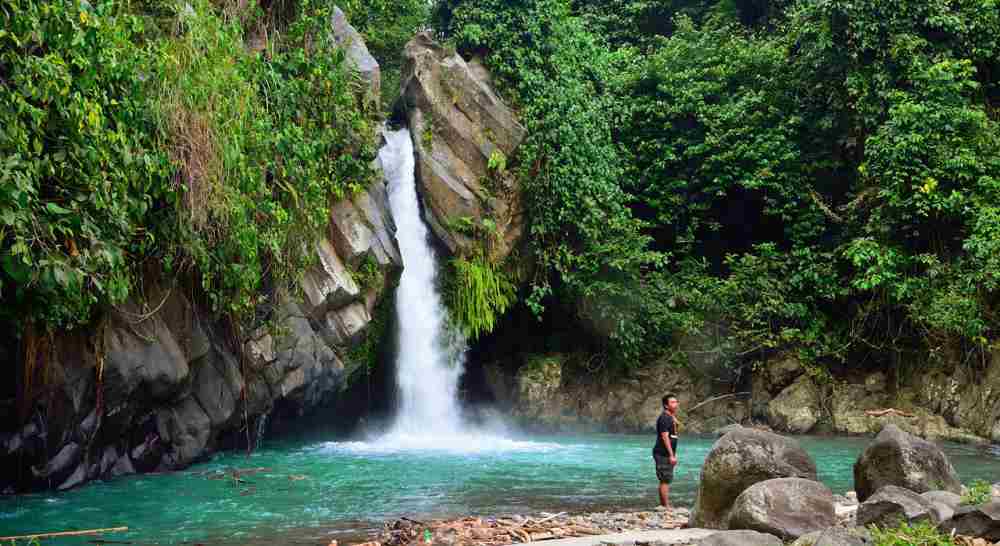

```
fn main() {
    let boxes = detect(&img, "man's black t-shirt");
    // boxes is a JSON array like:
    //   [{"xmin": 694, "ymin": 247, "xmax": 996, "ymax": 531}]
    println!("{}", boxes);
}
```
[{"xmin": 652, "ymin": 413, "xmax": 678, "ymax": 456}]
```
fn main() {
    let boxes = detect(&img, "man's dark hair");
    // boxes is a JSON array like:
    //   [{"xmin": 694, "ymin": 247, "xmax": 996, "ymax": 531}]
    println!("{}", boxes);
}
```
[{"xmin": 662, "ymin": 394, "xmax": 677, "ymax": 408}]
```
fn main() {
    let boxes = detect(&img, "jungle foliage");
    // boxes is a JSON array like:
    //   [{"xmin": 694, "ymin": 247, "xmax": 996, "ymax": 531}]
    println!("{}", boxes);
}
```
[
  {"xmin": 434, "ymin": 0, "xmax": 1000, "ymax": 369},
  {"xmin": 0, "ymin": 0, "xmax": 425, "ymax": 334}
]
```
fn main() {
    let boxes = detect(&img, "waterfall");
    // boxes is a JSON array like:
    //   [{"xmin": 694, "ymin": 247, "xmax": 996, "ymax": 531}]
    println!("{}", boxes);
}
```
[
  {"xmin": 379, "ymin": 127, "xmax": 467, "ymax": 442},
  {"xmin": 347, "ymin": 127, "xmax": 545, "ymax": 454}
]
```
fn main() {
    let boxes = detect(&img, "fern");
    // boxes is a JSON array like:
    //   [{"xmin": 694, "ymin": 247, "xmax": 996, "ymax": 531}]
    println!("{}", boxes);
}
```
[{"xmin": 448, "ymin": 255, "xmax": 515, "ymax": 338}]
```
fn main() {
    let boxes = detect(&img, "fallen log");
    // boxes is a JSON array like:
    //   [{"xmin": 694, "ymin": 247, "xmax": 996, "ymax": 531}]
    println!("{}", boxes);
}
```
[
  {"xmin": 0, "ymin": 526, "xmax": 129, "ymax": 541},
  {"xmin": 864, "ymin": 408, "xmax": 916, "ymax": 418}
]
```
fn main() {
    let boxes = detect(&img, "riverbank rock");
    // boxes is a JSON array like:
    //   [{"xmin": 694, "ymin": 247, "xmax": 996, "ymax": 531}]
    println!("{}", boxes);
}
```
[
  {"xmin": 690, "ymin": 428, "xmax": 818, "ymax": 529},
  {"xmin": 400, "ymin": 32, "xmax": 527, "ymax": 261},
  {"xmin": 767, "ymin": 376, "xmax": 821, "ymax": 434},
  {"xmin": 727, "ymin": 477, "xmax": 836, "ymax": 540},
  {"xmin": 938, "ymin": 502, "xmax": 1000, "ymax": 541},
  {"xmin": 697, "ymin": 530, "xmax": 783, "ymax": 546},
  {"xmin": 853, "ymin": 424, "xmax": 962, "ymax": 501},
  {"xmin": 922, "ymin": 490, "xmax": 963, "ymax": 523},
  {"xmin": 856, "ymin": 485, "xmax": 936, "ymax": 527},
  {"xmin": 790, "ymin": 528, "xmax": 873, "ymax": 546},
  {"xmin": 714, "ymin": 424, "xmax": 744, "ymax": 437}
]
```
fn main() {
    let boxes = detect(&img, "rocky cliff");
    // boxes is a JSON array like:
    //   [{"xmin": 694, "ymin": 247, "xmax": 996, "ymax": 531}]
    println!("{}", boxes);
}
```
[
  {"xmin": 0, "ymin": 12, "xmax": 400, "ymax": 493},
  {"xmin": 399, "ymin": 32, "xmax": 527, "ymax": 261},
  {"xmin": 484, "ymin": 346, "xmax": 1000, "ymax": 444}
]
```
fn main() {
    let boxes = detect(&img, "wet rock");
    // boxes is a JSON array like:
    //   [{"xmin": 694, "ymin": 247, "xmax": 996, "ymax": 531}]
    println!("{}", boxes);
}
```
[
  {"xmin": 714, "ymin": 424, "xmax": 744, "ymax": 437},
  {"xmin": 57, "ymin": 464, "xmax": 87, "ymax": 491},
  {"xmin": 110, "ymin": 453, "xmax": 135, "ymax": 478},
  {"xmin": 767, "ymin": 376, "xmax": 821, "ymax": 434},
  {"xmin": 727, "ymin": 477, "xmax": 836, "ymax": 540},
  {"xmin": 938, "ymin": 502, "xmax": 1000, "ymax": 541},
  {"xmin": 31, "ymin": 442, "xmax": 81, "ymax": 481},
  {"xmin": 401, "ymin": 32, "xmax": 527, "ymax": 260},
  {"xmin": 156, "ymin": 397, "xmax": 211, "ymax": 466},
  {"xmin": 99, "ymin": 445, "xmax": 118, "ymax": 476},
  {"xmin": 856, "ymin": 485, "xmax": 936, "ymax": 527},
  {"xmin": 130, "ymin": 435, "xmax": 162, "ymax": 471},
  {"xmin": 191, "ymin": 347, "xmax": 241, "ymax": 430},
  {"xmin": 790, "ymin": 527, "xmax": 872, "ymax": 546},
  {"xmin": 853, "ymin": 424, "xmax": 962, "ymax": 501},
  {"xmin": 330, "ymin": 6, "xmax": 379, "ymax": 101},
  {"xmin": 697, "ymin": 530, "xmax": 782, "ymax": 546},
  {"xmin": 690, "ymin": 428, "xmax": 818, "ymax": 529}
]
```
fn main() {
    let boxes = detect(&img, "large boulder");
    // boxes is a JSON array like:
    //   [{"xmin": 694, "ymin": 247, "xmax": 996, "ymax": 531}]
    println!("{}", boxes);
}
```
[
  {"xmin": 856, "ymin": 485, "xmax": 936, "ymax": 527},
  {"xmin": 697, "ymin": 530, "xmax": 782, "ymax": 546},
  {"xmin": 727, "ymin": 477, "xmax": 836, "ymax": 540},
  {"xmin": 853, "ymin": 424, "xmax": 962, "ymax": 501},
  {"xmin": 938, "ymin": 502, "xmax": 1000, "ymax": 541},
  {"xmin": 690, "ymin": 428, "xmax": 818, "ymax": 529},
  {"xmin": 791, "ymin": 528, "xmax": 872, "ymax": 546},
  {"xmin": 401, "ymin": 32, "xmax": 527, "ymax": 260},
  {"xmin": 767, "ymin": 376, "xmax": 821, "ymax": 434}
]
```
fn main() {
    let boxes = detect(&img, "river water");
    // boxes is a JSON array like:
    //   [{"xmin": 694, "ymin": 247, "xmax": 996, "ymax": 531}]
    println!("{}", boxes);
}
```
[{"xmin": 2, "ymin": 431, "xmax": 999, "ymax": 544}]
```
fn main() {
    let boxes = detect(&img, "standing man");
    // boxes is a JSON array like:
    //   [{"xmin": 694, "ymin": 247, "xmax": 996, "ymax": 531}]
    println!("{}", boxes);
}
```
[{"xmin": 652, "ymin": 393, "xmax": 679, "ymax": 509}]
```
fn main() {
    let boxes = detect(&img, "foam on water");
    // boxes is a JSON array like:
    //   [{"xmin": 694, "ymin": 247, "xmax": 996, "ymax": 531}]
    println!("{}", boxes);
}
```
[{"xmin": 320, "ymin": 434, "xmax": 564, "ymax": 456}]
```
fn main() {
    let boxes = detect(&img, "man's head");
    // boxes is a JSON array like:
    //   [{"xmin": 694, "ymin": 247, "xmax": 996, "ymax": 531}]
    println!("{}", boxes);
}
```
[{"xmin": 662, "ymin": 394, "xmax": 679, "ymax": 413}]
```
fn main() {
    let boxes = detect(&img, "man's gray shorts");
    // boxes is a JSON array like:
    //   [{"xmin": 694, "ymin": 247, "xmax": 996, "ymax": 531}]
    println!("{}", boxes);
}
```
[{"xmin": 653, "ymin": 454, "xmax": 674, "ymax": 484}]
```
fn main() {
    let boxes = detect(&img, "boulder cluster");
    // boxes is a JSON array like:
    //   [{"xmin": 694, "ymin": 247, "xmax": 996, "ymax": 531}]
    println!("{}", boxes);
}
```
[{"xmin": 690, "ymin": 424, "xmax": 1000, "ymax": 545}]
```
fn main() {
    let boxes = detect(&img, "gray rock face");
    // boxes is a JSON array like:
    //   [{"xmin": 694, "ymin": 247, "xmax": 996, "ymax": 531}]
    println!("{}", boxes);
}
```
[
  {"xmin": 790, "ymin": 528, "xmax": 872, "ymax": 546},
  {"xmin": 714, "ymin": 424, "xmax": 744, "ymax": 437},
  {"xmin": 856, "ymin": 485, "xmax": 936, "ymax": 527},
  {"xmin": 156, "ymin": 397, "xmax": 211, "ymax": 466},
  {"xmin": 727, "ymin": 477, "xmax": 836, "ymax": 540},
  {"xmin": 690, "ymin": 428, "xmax": 818, "ymax": 529},
  {"xmin": 853, "ymin": 424, "xmax": 962, "ymax": 501},
  {"xmin": 938, "ymin": 502, "xmax": 1000, "ymax": 541},
  {"xmin": 767, "ymin": 376, "xmax": 821, "ymax": 434},
  {"xmin": 697, "ymin": 530, "xmax": 783, "ymax": 546},
  {"xmin": 330, "ymin": 6, "xmax": 379, "ymax": 101},
  {"xmin": 401, "ymin": 32, "xmax": 527, "ymax": 260}
]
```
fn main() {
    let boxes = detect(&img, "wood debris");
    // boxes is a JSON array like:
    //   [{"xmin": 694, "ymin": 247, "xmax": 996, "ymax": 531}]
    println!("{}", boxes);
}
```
[
  {"xmin": 374, "ymin": 509, "xmax": 690, "ymax": 546},
  {"xmin": 864, "ymin": 408, "xmax": 916, "ymax": 418}
]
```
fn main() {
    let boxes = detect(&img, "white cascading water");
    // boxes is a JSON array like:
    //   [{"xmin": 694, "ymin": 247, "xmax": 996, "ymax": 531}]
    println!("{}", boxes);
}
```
[
  {"xmin": 380, "ymin": 127, "xmax": 466, "ymax": 440},
  {"xmin": 324, "ymin": 127, "xmax": 549, "ymax": 454},
  {"xmin": 325, "ymin": 127, "xmax": 556, "ymax": 455}
]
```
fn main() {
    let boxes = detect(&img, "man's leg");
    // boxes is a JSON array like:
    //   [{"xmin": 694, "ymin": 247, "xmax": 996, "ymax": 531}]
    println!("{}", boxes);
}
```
[{"xmin": 658, "ymin": 481, "xmax": 670, "ymax": 507}]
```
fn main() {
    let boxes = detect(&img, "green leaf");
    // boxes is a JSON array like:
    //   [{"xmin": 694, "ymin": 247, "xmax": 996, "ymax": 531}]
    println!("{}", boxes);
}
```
[{"xmin": 46, "ymin": 202, "xmax": 73, "ymax": 215}]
